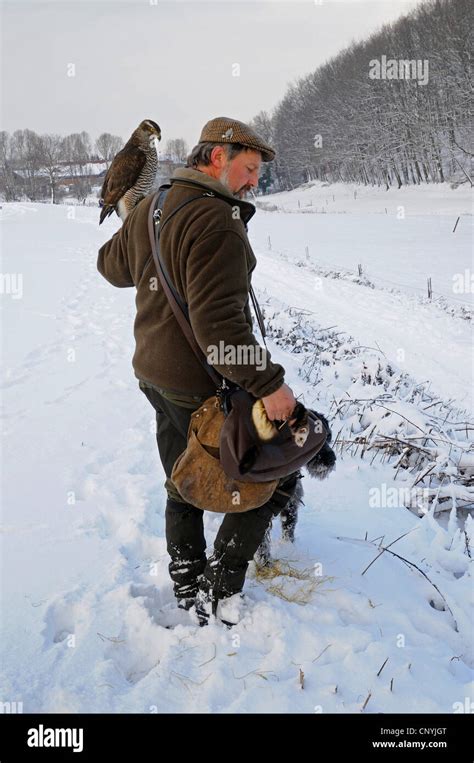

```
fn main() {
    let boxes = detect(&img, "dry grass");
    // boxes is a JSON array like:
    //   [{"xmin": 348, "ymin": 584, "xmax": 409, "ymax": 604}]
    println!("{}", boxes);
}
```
[{"xmin": 254, "ymin": 559, "xmax": 334, "ymax": 605}]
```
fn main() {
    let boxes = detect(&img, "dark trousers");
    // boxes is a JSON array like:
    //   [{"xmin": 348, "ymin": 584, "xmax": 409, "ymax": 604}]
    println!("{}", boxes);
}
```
[{"xmin": 139, "ymin": 380, "xmax": 300, "ymax": 600}]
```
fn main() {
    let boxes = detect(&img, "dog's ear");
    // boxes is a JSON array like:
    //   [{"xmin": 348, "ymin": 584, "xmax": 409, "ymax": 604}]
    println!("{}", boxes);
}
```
[{"xmin": 305, "ymin": 442, "xmax": 336, "ymax": 480}]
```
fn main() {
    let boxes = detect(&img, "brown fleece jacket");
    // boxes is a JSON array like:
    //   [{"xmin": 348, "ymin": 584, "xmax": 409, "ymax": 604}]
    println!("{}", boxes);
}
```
[{"xmin": 96, "ymin": 167, "xmax": 285, "ymax": 399}]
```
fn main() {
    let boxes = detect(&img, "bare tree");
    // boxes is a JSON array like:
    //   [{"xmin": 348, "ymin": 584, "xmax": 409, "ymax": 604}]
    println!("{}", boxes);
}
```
[
  {"xmin": 0, "ymin": 132, "xmax": 18, "ymax": 201},
  {"xmin": 9, "ymin": 129, "xmax": 44, "ymax": 199},
  {"xmin": 95, "ymin": 133, "xmax": 123, "ymax": 168},
  {"xmin": 63, "ymin": 132, "xmax": 94, "ymax": 202},
  {"xmin": 37, "ymin": 133, "xmax": 64, "ymax": 203},
  {"xmin": 165, "ymin": 138, "xmax": 188, "ymax": 164},
  {"xmin": 262, "ymin": 0, "xmax": 472, "ymax": 189}
]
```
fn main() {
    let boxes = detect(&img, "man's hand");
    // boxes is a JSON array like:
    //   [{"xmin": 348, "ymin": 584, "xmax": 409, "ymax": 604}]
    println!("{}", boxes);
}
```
[{"xmin": 261, "ymin": 382, "xmax": 297, "ymax": 422}]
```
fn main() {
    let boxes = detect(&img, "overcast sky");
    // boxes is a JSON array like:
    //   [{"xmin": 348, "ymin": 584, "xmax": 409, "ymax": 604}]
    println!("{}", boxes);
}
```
[{"xmin": 2, "ymin": 0, "xmax": 427, "ymax": 152}]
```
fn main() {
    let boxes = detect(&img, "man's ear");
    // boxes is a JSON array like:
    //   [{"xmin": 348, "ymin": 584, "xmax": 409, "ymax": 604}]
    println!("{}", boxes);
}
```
[{"xmin": 210, "ymin": 145, "xmax": 227, "ymax": 168}]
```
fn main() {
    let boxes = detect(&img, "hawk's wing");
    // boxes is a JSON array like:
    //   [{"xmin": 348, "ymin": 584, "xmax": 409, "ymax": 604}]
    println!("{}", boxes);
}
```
[{"xmin": 100, "ymin": 145, "xmax": 147, "ymax": 209}]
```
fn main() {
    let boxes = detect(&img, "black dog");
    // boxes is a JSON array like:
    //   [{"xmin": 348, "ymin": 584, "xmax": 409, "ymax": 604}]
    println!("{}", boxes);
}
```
[{"xmin": 254, "ymin": 413, "xmax": 336, "ymax": 566}]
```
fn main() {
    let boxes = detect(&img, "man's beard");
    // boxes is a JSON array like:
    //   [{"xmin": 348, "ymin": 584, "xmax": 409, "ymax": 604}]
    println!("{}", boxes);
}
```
[{"xmin": 220, "ymin": 165, "xmax": 249, "ymax": 199}]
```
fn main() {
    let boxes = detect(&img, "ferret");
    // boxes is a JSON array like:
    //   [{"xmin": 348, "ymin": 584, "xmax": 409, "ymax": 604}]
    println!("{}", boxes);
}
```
[
  {"xmin": 239, "ymin": 400, "xmax": 335, "ymax": 476},
  {"xmin": 251, "ymin": 399, "xmax": 310, "ymax": 447}
]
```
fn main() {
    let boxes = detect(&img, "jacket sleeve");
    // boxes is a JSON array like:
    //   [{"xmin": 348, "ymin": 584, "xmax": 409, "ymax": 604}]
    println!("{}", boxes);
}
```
[
  {"xmin": 97, "ymin": 216, "xmax": 134, "ymax": 288},
  {"xmin": 185, "ymin": 228, "xmax": 285, "ymax": 399}
]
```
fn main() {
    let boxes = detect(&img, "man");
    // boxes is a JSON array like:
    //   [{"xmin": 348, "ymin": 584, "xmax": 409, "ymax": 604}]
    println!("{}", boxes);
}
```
[{"xmin": 97, "ymin": 116, "xmax": 301, "ymax": 626}]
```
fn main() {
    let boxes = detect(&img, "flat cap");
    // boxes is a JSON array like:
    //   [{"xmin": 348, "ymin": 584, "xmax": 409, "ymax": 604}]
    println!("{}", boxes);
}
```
[{"xmin": 198, "ymin": 116, "xmax": 275, "ymax": 162}]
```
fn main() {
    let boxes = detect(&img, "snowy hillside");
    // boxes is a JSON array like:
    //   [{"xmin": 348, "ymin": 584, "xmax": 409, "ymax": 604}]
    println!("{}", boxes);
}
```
[{"xmin": 0, "ymin": 188, "xmax": 472, "ymax": 714}]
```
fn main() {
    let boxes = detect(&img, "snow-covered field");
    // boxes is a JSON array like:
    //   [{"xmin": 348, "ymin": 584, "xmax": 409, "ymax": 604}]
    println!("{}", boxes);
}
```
[
  {"xmin": 253, "ymin": 181, "xmax": 473, "ymax": 306},
  {"xmin": 1, "ymin": 184, "xmax": 472, "ymax": 714}
]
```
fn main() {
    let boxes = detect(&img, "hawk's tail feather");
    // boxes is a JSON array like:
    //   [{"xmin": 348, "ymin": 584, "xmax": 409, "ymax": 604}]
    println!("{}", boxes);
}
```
[{"xmin": 99, "ymin": 204, "xmax": 115, "ymax": 225}]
